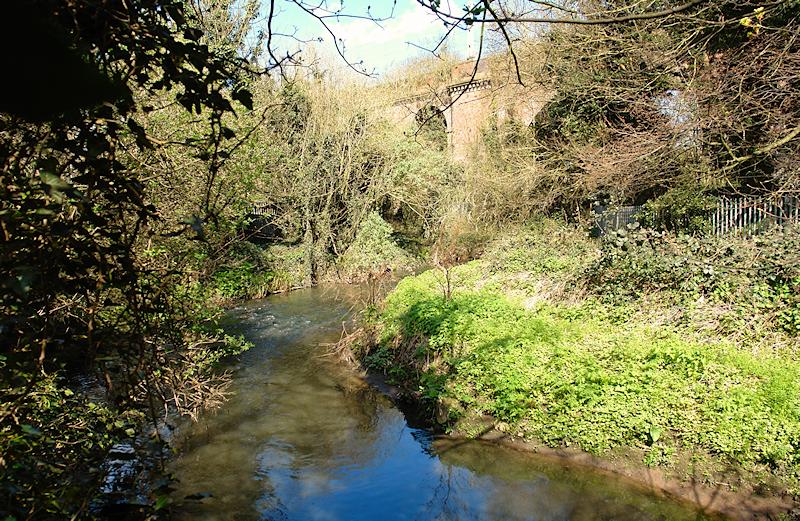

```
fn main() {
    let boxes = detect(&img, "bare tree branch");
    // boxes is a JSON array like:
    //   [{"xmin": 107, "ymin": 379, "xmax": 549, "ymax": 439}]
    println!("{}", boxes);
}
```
[{"xmin": 416, "ymin": 0, "xmax": 707, "ymax": 26}]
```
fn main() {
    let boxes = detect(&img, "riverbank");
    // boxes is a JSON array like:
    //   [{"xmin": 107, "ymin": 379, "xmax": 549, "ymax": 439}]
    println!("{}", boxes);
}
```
[
  {"xmin": 207, "ymin": 213, "xmax": 421, "ymax": 304},
  {"xmin": 360, "ymin": 351, "xmax": 798, "ymax": 520},
  {"xmin": 357, "ymin": 342, "xmax": 797, "ymax": 521},
  {"xmin": 445, "ymin": 427, "xmax": 796, "ymax": 520},
  {"xmin": 344, "ymin": 220, "xmax": 800, "ymax": 520},
  {"xmin": 167, "ymin": 285, "xmax": 724, "ymax": 520}
]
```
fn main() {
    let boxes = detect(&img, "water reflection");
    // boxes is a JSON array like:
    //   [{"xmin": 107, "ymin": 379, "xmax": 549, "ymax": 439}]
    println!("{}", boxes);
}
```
[{"xmin": 171, "ymin": 285, "xmax": 714, "ymax": 521}]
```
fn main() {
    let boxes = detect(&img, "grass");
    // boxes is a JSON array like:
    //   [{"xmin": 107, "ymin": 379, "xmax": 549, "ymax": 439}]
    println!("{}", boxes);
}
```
[{"xmin": 366, "ymin": 220, "xmax": 800, "ymax": 492}]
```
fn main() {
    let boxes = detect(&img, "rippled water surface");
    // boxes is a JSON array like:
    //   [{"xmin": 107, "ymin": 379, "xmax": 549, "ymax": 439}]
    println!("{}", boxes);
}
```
[{"xmin": 170, "ymin": 285, "xmax": 713, "ymax": 521}]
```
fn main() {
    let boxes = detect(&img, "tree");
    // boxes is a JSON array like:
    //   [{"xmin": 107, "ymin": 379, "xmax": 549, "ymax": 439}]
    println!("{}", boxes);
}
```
[
  {"xmin": 0, "ymin": 0, "xmax": 259, "ymax": 516},
  {"xmin": 432, "ymin": 220, "xmax": 486, "ymax": 300},
  {"xmin": 420, "ymin": 1, "xmax": 800, "ymax": 223}
]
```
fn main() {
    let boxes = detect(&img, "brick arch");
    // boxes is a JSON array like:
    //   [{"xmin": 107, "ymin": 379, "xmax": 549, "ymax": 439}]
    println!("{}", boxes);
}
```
[{"xmin": 387, "ymin": 61, "xmax": 550, "ymax": 161}]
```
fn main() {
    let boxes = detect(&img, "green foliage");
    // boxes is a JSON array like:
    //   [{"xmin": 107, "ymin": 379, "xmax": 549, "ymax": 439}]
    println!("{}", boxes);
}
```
[
  {"xmin": 4, "ymin": 0, "xmax": 798, "ymax": 514},
  {"xmin": 264, "ymin": 245, "xmax": 310, "ymax": 292},
  {"xmin": 588, "ymin": 227, "xmax": 729, "ymax": 298},
  {"xmin": 382, "ymin": 137, "xmax": 459, "ymax": 238},
  {"xmin": 0, "ymin": 375, "xmax": 136, "ymax": 517},
  {"xmin": 0, "ymin": 0, "xmax": 257, "ymax": 515},
  {"xmin": 644, "ymin": 445, "xmax": 675, "ymax": 468},
  {"xmin": 754, "ymin": 228, "xmax": 800, "ymax": 334},
  {"xmin": 211, "ymin": 263, "xmax": 264, "ymax": 299},
  {"xmin": 208, "ymin": 242, "xmax": 275, "ymax": 300},
  {"xmin": 414, "ymin": 105, "xmax": 448, "ymax": 151},
  {"xmin": 588, "ymin": 224, "xmax": 800, "ymax": 335},
  {"xmin": 246, "ymin": 81, "xmax": 454, "ymax": 285},
  {"xmin": 340, "ymin": 212, "xmax": 410, "ymax": 279},
  {"xmin": 378, "ymin": 274, "xmax": 800, "ymax": 474},
  {"xmin": 640, "ymin": 185, "xmax": 718, "ymax": 235},
  {"xmin": 482, "ymin": 220, "xmax": 595, "ymax": 279},
  {"xmin": 183, "ymin": 333, "xmax": 252, "ymax": 378},
  {"xmin": 368, "ymin": 219, "xmax": 800, "ymax": 494}
]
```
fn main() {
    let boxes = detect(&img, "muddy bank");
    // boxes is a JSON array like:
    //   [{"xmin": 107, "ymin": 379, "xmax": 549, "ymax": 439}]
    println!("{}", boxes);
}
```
[{"xmin": 449, "ymin": 424, "xmax": 797, "ymax": 521}]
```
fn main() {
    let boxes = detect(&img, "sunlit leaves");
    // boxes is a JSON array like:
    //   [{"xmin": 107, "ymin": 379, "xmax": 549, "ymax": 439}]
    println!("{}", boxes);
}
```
[{"xmin": 0, "ymin": 0, "xmax": 254, "ymax": 516}]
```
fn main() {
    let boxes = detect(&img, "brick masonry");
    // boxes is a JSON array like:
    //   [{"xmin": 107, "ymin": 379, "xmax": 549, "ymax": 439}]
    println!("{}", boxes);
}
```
[{"xmin": 388, "ymin": 60, "xmax": 552, "ymax": 161}]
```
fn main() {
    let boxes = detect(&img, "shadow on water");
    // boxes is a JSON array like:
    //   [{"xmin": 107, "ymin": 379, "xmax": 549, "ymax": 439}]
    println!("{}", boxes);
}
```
[{"xmin": 169, "ymin": 284, "xmax": 718, "ymax": 521}]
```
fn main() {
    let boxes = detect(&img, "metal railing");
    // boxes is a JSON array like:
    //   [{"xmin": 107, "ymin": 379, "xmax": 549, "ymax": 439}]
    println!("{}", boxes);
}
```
[
  {"xmin": 249, "ymin": 203, "xmax": 276, "ymax": 218},
  {"xmin": 593, "ymin": 195, "xmax": 800, "ymax": 237},
  {"xmin": 711, "ymin": 195, "xmax": 800, "ymax": 237},
  {"xmin": 592, "ymin": 205, "xmax": 642, "ymax": 235}
]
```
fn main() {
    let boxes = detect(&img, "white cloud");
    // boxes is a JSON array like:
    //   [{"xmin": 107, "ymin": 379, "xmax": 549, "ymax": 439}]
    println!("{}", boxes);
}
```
[
  {"xmin": 270, "ymin": 0, "xmax": 472, "ymax": 76},
  {"xmin": 342, "ymin": 7, "xmax": 433, "ymax": 47},
  {"xmin": 332, "ymin": 5, "xmax": 470, "ymax": 74}
]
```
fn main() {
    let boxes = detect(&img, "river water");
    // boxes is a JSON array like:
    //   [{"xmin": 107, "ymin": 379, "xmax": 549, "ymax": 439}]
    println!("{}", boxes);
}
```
[{"xmin": 169, "ymin": 284, "xmax": 715, "ymax": 521}]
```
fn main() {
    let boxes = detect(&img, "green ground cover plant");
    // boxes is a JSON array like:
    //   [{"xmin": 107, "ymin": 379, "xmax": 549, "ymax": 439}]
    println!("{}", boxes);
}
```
[{"xmin": 365, "ymin": 220, "xmax": 800, "ymax": 491}]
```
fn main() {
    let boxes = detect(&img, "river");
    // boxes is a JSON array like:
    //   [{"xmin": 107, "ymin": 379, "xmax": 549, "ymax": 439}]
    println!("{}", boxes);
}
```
[{"xmin": 169, "ymin": 284, "xmax": 716, "ymax": 520}]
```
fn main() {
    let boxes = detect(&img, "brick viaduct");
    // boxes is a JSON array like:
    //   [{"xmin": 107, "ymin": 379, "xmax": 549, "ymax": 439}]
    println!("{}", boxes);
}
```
[{"xmin": 387, "ymin": 60, "xmax": 551, "ymax": 161}]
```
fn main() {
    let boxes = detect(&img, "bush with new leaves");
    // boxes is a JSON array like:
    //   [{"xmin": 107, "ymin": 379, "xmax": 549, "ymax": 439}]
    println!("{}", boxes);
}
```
[{"xmin": 339, "ymin": 212, "xmax": 410, "ymax": 280}]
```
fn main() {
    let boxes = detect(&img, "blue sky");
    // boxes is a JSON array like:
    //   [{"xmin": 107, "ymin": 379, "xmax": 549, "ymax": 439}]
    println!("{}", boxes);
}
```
[{"xmin": 265, "ymin": 0, "xmax": 476, "ymax": 77}]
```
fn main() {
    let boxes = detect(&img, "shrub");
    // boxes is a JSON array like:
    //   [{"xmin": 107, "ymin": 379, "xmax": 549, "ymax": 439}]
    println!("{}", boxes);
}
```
[
  {"xmin": 209, "ymin": 241, "xmax": 274, "ymax": 300},
  {"xmin": 339, "ymin": 212, "xmax": 410, "ymax": 280},
  {"xmin": 431, "ymin": 218, "xmax": 489, "ymax": 299},
  {"xmin": 640, "ymin": 186, "xmax": 717, "ymax": 235},
  {"xmin": 211, "ymin": 262, "xmax": 273, "ymax": 300},
  {"xmin": 588, "ymin": 225, "xmax": 741, "ymax": 298},
  {"xmin": 482, "ymin": 220, "xmax": 595, "ymax": 279},
  {"xmin": 586, "ymin": 224, "xmax": 800, "ymax": 336}
]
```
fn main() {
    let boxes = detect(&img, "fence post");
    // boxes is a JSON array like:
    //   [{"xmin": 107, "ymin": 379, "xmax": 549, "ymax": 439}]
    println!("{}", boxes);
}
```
[
  {"xmin": 711, "ymin": 203, "xmax": 716, "ymax": 235},
  {"xmin": 726, "ymin": 197, "xmax": 731, "ymax": 236}
]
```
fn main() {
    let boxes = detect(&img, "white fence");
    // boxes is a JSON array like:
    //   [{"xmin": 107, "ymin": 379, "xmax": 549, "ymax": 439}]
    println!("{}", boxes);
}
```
[
  {"xmin": 595, "ymin": 195, "xmax": 800, "ymax": 237},
  {"xmin": 250, "ymin": 203, "xmax": 276, "ymax": 218},
  {"xmin": 711, "ymin": 195, "xmax": 800, "ymax": 236}
]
